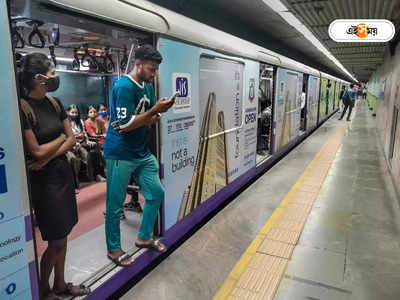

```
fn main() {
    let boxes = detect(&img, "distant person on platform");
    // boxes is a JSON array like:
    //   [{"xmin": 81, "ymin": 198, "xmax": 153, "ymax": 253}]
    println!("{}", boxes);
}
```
[
  {"xmin": 103, "ymin": 45, "xmax": 174, "ymax": 267},
  {"xmin": 363, "ymin": 86, "xmax": 367, "ymax": 100},
  {"xmin": 339, "ymin": 84, "xmax": 356, "ymax": 122}
]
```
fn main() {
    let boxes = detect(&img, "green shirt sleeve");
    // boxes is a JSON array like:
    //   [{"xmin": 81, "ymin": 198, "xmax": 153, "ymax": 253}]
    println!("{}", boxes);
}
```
[{"xmin": 114, "ymin": 85, "xmax": 137, "ymax": 126}]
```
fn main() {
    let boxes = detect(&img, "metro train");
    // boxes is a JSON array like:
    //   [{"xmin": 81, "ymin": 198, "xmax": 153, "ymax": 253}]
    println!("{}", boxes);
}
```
[{"xmin": 3, "ymin": 0, "xmax": 350, "ymax": 299}]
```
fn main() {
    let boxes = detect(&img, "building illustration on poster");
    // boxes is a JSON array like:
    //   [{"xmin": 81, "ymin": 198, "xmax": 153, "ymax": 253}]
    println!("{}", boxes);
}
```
[
  {"xmin": 178, "ymin": 93, "xmax": 228, "ymax": 219},
  {"xmin": 274, "ymin": 68, "xmax": 302, "ymax": 151}
]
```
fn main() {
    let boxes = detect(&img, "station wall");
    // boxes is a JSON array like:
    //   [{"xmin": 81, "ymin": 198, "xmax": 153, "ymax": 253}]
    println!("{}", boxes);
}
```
[{"xmin": 368, "ymin": 42, "xmax": 400, "ymax": 190}]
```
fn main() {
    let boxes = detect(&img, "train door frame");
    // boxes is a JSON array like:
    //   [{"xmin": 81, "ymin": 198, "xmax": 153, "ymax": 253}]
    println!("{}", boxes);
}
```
[
  {"xmin": 256, "ymin": 63, "xmax": 276, "ymax": 164},
  {"xmin": 300, "ymin": 73, "xmax": 309, "ymax": 134},
  {"xmin": 152, "ymin": 34, "xmax": 163, "ymax": 236},
  {"xmin": 317, "ymin": 76, "xmax": 323, "ymax": 124}
]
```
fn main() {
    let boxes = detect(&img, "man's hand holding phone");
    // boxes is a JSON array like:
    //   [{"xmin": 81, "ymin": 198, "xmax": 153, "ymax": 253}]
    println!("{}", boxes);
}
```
[{"xmin": 153, "ymin": 92, "xmax": 178, "ymax": 114}]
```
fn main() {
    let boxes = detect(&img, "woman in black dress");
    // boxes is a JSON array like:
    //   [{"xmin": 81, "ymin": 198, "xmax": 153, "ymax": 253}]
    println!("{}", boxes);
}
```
[{"xmin": 19, "ymin": 53, "xmax": 90, "ymax": 300}]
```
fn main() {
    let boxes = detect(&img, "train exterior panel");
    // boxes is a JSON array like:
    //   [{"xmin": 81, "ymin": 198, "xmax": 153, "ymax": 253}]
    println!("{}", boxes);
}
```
[
  {"xmin": 274, "ymin": 68, "xmax": 303, "ymax": 152},
  {"xmin": 0, "ymin": 3, "xmax": 36, "ymax": 299},
  {"xmin": 306, "ymin": 75, "xmax": 321, "ymax": 130},
  {"xmin": 158, "ymin": 37, "xmax": 259, "ymax": 230}
]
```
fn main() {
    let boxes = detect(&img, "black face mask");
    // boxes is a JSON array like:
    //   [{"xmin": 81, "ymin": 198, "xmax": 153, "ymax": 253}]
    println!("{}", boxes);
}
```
[{"xmin": 46, "ymin": 76, "xmax": 60, "ymax": 92}]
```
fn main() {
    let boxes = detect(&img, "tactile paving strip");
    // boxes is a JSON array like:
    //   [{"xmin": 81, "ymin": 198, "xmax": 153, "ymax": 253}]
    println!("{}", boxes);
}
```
[
  {"xmin": 257, "ymin": 239, "xmax": 294, "ymax": 259},
  {"xmin": 213, "ymin": 125, "xmax": 348, "ymax": 300},
  {"xmin": 233, "ymin": 254, "xmax": 288, "ymax": 299},
  {"xmin": 265, "ymin": 228, "xmax": 300, "ymax": 245}
]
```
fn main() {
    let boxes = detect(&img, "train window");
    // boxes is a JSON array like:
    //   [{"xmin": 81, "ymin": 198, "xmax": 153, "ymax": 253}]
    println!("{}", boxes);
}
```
[
  {"xmin": 10, "ymin": 4, "xmax": 155, "ymax": 290},
  {"xmin": 257, "ymin": 63, "xmax": 274, "ymax": 163}
]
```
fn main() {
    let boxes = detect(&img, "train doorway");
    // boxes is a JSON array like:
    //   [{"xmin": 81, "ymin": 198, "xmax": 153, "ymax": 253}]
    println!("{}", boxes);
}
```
[
  {"xmin": 299, "ymin": 74, "xmax": 309, "ymax": 134},
  {"xmin": 9, "ymin": 0, "xmax": 159, "ymax": 291},
  {"xmin": 256, "ymin": 63, "xmax": 275, "ymax": 164}
]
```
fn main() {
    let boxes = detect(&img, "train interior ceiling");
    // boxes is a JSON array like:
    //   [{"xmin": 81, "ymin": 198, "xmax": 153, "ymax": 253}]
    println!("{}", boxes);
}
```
[{"xmin": 10, "ymin": 1, "xmax": 155, "ymax": 288}]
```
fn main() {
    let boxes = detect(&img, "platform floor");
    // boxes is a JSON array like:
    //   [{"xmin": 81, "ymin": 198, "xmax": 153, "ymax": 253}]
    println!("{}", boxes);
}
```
[{"xmin": 120, "ymin": 100, "xmax": 400, "ymax": 300}]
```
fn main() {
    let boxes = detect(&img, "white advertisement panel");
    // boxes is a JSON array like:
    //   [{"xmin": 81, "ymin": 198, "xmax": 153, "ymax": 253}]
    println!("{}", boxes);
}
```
[
  {"xmin": 159, "ymin": 38, "xmax": 258, "ymax": 230},
  {"xmin": 274, "ymin": 68, "xmax": 303, "ymax": 151},
  {"xmin": 0, "ymin": 2, "xmax": 33, "ymax": 299}
]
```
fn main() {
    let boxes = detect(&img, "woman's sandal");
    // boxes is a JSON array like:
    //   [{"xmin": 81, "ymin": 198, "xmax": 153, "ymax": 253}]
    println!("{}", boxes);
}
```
[
  {"xmin": 135, "ymin": 239, "xmax": 167, "ymax": 253},
  {"xmin": 107, "ymin": 252, "xmax": 135, "ymax": 267},
  {"xmin": 53, "ymin": 282, "xmax": 90, "ymax": 297}
]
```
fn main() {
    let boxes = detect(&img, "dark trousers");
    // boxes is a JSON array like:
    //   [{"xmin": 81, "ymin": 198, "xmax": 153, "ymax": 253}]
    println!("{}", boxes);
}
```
[{"xmin": 339, "ymin": 101, "xmax": 353, "ymax": 120}]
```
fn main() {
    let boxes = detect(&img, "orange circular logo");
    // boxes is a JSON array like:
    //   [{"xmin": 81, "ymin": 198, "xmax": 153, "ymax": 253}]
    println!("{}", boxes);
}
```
[{"xmin": 356, "ymin": 23, "xmax": 369, "ymax": 38}]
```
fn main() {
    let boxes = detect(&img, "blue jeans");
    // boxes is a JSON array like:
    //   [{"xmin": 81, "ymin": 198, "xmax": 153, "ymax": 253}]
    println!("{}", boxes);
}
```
[{"xmin": 105, "ymin": 155, "xmax": 164, "ymax": 252}]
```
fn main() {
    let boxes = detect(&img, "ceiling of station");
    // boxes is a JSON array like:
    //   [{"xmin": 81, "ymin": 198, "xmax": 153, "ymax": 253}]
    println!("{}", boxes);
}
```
[
  {"xmin": 149, "ymin": 0, "xmax": 400, "ymax": 82},
  {"xmin": 283, "ymin": 0, "xmax": 400, "ymax": 82}
]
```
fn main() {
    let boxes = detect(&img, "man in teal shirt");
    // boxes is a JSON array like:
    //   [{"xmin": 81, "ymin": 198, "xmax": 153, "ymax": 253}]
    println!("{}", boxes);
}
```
[{"xmin": 104, "ymin": 45, "xmax": 173, "ymax": 266}]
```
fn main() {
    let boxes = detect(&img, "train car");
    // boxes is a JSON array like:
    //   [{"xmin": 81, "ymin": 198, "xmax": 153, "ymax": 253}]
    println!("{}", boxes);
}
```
[{"xmin": 2, "ymin": 0, "xmax": 350, "ymax": 298}]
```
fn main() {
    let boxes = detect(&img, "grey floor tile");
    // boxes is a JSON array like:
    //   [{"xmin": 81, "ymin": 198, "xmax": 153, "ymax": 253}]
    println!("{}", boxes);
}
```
[{"xmin": 286, "ymin": 245, "xmax": 346, "ymax": 287}]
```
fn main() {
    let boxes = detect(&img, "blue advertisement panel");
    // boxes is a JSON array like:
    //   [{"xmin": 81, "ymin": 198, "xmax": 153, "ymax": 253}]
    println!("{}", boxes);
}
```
[
  {"xmin": 158, "ymin": 38, "xmax": 258, "ymax": 230},
  {"xmin": 0, "ymin": 2, "xmax": 33, "ymax": 299}
]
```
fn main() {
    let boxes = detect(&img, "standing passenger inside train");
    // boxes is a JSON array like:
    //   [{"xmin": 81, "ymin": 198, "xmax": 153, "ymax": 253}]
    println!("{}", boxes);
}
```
[
  {"xmin": 98, "ymin": 103, "xmax": 110, "ymax": 130},
  {"xmin": 103, "ymin": 45, "xmax": 174, "ymax": 266},
  {"xmin": 66, "ymin": 105, "xmax": 106, "ymax": 185},
  {"xmin": 85, "ymin": 105, "xmax": 107, "ymax": 148},
  {"xmin": 19, "ymin": 53, "xmax": 90, "ymax": 299}
]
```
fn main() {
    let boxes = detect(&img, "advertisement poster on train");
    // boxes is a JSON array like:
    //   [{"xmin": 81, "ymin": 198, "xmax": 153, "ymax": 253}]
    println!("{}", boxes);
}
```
[
  {"xmin": 328, "ymin": 80, "xmax": 335, "ymax": 112},
  {"xmin": 159, "ymin": 38, "xmax": 258, "ymax": 230},
  {"xmin": 320, "ymin": 78, "xmax": 328, "ymax": 119},
  {"xmin": 274, "ymin": 68, "xmax": 302, "ymax": 151},
  {"xmin": 335, "ymin": 81, "xmax": 341, "ymax": 109},
  {"xmin": 0, "ymin": 3, "xmax": 33, "ymax": 298},
  {"xmin": 307, "ymin": 76, "xmax": 320, "ymax": 128}
]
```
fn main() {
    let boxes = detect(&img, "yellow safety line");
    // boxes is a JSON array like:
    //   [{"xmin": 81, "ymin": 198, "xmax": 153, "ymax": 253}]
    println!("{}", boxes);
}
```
[{"xmin": 213, "ymin": 120, "xmax": 349, "ymax": 300}]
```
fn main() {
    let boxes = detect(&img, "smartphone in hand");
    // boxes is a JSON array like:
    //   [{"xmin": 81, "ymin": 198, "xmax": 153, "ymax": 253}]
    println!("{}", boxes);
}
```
[{"xmin": 169, "ymin": 92, "xmax": 180, "ymax": 103}]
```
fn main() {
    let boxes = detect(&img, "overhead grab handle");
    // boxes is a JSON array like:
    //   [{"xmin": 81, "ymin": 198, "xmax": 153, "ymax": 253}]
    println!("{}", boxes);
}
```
[
  {"xmin": 11, "ymin": 26, "xmax": 25, "ymax": 49},
  {"xmin": 28, "ymin": 21, "xmax": 46, "ymax": 48}
]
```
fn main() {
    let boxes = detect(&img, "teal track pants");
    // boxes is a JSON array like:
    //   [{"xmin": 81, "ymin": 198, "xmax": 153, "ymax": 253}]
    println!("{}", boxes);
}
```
[{"xmin": 105, "ymin": 155, "xmax": 164, "ymax": 252}]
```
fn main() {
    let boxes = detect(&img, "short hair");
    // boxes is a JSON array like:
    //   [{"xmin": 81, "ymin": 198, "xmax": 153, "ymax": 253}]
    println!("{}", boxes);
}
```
[
  {"xmin": 350, "ymin": 83, "xmax": 354, "ymax": 88},
  {"xmin": 135, "ymin": 45, "xmax": 162, "ymax": 64}
]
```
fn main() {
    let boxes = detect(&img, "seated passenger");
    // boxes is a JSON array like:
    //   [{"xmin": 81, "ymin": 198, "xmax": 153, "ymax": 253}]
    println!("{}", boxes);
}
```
[
  {"xmin": 97, "ymin": 103, "xmax": 110, "ymax": 130},
  {"xmin": 85, "ymin": 105, "xmax": 106, "ymax": 147},
  {"xmin": 19, "ymin": 53, "xmax": 90, "ymax": 299},
  {"xmin": 66, "ymin": 105, "xmax": 106, "ymax": 184}
]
